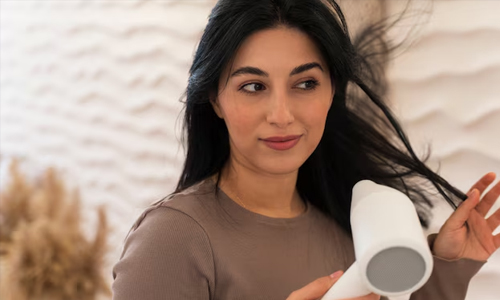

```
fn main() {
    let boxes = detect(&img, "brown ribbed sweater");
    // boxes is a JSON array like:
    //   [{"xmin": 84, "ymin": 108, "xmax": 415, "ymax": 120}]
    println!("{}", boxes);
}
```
[{"xmin": 112, "ymin": 178, "xmax": 486, "ymax": 300}]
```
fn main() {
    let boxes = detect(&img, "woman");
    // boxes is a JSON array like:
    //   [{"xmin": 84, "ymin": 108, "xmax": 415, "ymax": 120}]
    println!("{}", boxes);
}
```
[{"xmin": 112, "ymin": 0, "xmax": 500, "ymax": 299}]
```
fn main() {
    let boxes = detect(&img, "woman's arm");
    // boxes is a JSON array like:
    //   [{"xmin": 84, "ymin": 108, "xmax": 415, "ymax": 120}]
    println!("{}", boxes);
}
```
[
  {"xmin": 408, "ymin": 233, "xmax": 486, "ymax": 300},
  {"xmin": 112, "ymin": 206, "xmax": 215, "ymax": 300},
  {"xmin": 409, "ymin": 173, "xmax": 500, "ymax": 299}
]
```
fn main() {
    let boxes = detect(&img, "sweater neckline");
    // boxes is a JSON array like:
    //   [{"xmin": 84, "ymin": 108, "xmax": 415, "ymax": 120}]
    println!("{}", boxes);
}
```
[{"xmin": 203, "ymin": 177, "xmax": 312, "ymax": 226}]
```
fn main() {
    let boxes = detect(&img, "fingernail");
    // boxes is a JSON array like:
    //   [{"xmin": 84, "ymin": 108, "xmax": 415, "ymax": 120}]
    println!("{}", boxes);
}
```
[
  {"xmin": 330, "ymin": 271, "xmax": 343, "ymax": 279},
  {"xmin": 468, "ymin": 189, "xmax": 478, "ymax": 198}
]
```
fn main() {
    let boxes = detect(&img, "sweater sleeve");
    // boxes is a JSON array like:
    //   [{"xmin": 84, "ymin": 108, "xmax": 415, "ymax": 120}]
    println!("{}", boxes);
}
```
[
  {"xmin": 408, "ymin": 233, "xmax": 487, "ymax": 300},
  {"xmin": 112, "ymin": 206, "xmax": 215, "ymax": 300}
]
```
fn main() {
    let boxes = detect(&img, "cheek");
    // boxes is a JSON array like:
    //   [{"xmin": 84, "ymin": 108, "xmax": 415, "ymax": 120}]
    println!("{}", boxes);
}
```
[
  {"xmin": 223, "ymin": 105, "xmax": 259, "ymax": 143},
  {"xmin": 302, "ymin": 101, "xmax": 331, "ymax": 133}
]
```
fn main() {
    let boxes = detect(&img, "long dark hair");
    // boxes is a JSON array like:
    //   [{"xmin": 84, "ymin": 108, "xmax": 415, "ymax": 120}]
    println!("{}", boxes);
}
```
[{"xmin": 174, "ymin": 0, "xmax": 465, "ymax": 234}]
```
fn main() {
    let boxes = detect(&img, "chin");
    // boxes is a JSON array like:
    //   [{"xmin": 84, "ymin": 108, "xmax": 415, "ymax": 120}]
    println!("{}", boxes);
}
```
[{"xmin": 257, "ymin": 158, "xmax": 305, "ymax": 175}]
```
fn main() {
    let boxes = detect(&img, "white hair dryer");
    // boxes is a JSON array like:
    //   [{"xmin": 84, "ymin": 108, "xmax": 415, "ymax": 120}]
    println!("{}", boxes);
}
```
[{"xmin": 321, "ymin": 180, "xmax": 434, "ymax": 299}]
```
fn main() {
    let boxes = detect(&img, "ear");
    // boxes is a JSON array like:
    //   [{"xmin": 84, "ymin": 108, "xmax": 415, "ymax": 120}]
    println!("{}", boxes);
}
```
[{"xmin": 209, "ymin": 92, "xmax": 224, "ymax": 119}]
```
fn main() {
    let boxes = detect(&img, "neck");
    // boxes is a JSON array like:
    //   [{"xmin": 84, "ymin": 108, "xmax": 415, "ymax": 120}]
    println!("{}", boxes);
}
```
[{"xmin": 218, "ymin": 158, "xmax": 305, "ymax": 218}]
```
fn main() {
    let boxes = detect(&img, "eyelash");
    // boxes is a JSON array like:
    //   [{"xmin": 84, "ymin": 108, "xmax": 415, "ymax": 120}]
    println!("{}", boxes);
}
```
[{"xmin": 239, "ymin": 79, "xmax": 320, "ymax": 95}]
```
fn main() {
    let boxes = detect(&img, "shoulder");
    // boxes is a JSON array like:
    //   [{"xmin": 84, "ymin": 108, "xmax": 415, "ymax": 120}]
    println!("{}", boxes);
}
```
[
  {"xmin": 117, "ymin": 192, "xmax": 217, "ymax": 270},
  {"xmin": 113, "ymin": 181, "xmax": 217, "ymax": 299},
  {"xmin": 129, "ymin": 179, "xmax": 218, "ymax": 237},
  {"xmin": 118, "ymin": 178, "xmax": 219, "ymax": 256}
]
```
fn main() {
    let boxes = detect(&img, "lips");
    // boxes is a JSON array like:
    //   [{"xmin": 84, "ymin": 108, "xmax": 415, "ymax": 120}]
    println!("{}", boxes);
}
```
[
  {"xmin": 261, "ymin": 135, "xmax": 302, "ymax": 151},
  {"xmin": 262, "ymin": 135, "xmax": 302, "ymax": 142}
]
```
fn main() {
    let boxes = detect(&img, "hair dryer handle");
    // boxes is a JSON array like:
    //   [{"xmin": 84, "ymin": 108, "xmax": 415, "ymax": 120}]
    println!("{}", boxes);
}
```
[{"xmin": 320, "ymin": 261, "xmax": 372, "ymax": 300}]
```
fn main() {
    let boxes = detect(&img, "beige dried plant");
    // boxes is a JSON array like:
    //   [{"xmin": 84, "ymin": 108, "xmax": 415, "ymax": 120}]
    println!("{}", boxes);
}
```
[
  {"xmin": 0, "ymin": 159, "xmax": 111, "ymax": 300},
  {"xmin": 0, "ymin": 159, "xmax": 34, "ymax": 246}
]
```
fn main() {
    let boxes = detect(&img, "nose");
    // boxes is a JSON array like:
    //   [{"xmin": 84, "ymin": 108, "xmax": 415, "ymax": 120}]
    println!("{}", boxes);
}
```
[{"xmin": 266, "ymin": 90, "xmax": 294, "ymax": 128}]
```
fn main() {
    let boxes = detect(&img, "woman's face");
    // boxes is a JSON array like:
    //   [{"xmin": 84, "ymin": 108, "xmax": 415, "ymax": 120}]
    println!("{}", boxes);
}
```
[{"xmin": 212, "ymin": 26, "xmax": 334, "ymax": 176}]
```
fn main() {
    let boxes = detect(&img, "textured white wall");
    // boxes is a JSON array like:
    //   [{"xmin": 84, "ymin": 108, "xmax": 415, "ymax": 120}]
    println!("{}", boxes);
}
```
[
  {"xmin": 387, "ymin": 1, "xmax": 500, "ymax": 299},
  {"xmin": 0, "ymin": 0, "xmax": 215, "ymax": 294},
  {"xmin": 1, "ymin": 0, "xmax": 499, "ymax": 299}
]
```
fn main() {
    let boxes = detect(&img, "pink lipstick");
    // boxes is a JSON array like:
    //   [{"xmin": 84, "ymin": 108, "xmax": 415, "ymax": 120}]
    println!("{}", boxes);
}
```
[{"xmin": 261, "ymin": 135, "xmax": 302, "ymax": 151}]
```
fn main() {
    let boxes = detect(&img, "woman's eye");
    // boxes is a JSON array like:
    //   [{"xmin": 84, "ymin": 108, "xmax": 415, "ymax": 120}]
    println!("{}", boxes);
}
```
[
  {"xmin": 239, "ymin": 80, "xmax": 319, "ymax": 94},
  {"xmin": 240, "ymin": 83, "xmax": 265, "ymax": 93},
  {"xmin": 296, "ymin": 80, "xmax": 319, "ymax": 90}
]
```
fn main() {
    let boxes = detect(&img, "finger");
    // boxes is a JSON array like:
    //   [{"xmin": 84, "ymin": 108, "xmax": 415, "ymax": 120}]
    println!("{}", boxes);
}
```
[
  {"xmin": 494, "ymin": 233, "xmax": 500, "ymax": 249},
  {"xmin": 287, "ymin": 272, "xmax": 343, "ymax": 300},
  {"xmin": 486, "ymin": 207, "xmax": 500, "ymax": 232},
  {"xmin": 444, "ymin": 189, "xmax": 480, "ymax": 230},
  {"xmin": 362, "ymin": 293, "xmax": 381, "ymax": 300},
  {"xmin": 355, "ymin": 293, "xmax": 381, "ymax": 300},
  {"xmin": 467, "ymin": 172, "xmax": 496, "ymax": 195},
  {"xmin": 477, "ymin": 180, "xmax": 500, "ymax": 217}
]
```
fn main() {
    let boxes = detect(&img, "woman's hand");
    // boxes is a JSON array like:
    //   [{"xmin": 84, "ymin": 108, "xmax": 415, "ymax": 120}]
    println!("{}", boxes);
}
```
[
  {"xmin": 433, "ymin": 172, "xmax": 500, "ymax": 261},
  {"xmin": 286, "ymin": 271, "xmax": 380, "ymax": 300}
]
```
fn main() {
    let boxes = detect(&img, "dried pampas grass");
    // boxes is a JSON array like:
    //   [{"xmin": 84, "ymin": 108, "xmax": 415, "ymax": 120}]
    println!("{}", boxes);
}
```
[
  {"xmin": 0, "ymin": 159, "xmax": 34, "ymax": 246},
  {"xmin": 0, "ymin": 159, "xmax": 111, "ymax": 300}
]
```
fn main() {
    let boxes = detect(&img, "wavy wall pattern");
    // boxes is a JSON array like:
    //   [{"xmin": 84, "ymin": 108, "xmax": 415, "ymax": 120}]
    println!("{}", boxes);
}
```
[
  {"xmin": 0, "ymin": 2, "xmax": 214, "ymax": 288},
  {"xmin": 1, "ymin": 1, "xmax": 498, "ymax": 299},
  {"xmin": 387, "ymin": 1, "xmax": 500, "ymax": 299}
]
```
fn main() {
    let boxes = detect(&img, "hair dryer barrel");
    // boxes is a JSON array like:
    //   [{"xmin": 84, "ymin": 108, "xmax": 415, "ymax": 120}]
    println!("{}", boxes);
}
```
[
  {"xmin": 350, "ymin": 180, "xmax": 433, "ymax": 295},
  {"xmin": 351, "ymin": 180, "xmax": 430, "ymax": 263},
  {"xmin": 321, "ymin": 180, "xmax": 433, "ymax": 300}
]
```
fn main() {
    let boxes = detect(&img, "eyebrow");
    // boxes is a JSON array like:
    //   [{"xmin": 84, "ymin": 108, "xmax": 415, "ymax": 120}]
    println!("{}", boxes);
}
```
[{"xmin": 229, "ymin": 62, "xmax": 324, "ymax": 78}]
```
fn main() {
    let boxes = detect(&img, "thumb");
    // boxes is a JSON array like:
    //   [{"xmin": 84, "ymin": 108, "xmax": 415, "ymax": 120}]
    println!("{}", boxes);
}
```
[{"xmin": 287, "ymin": 271, "xmax": 344, "ymax": 300}]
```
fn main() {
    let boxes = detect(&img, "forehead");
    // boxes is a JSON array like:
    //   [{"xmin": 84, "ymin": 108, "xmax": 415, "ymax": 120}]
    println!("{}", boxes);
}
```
[{"xmin": 229, "ymin": 27, "xmax": 327, "ymax": 74}]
